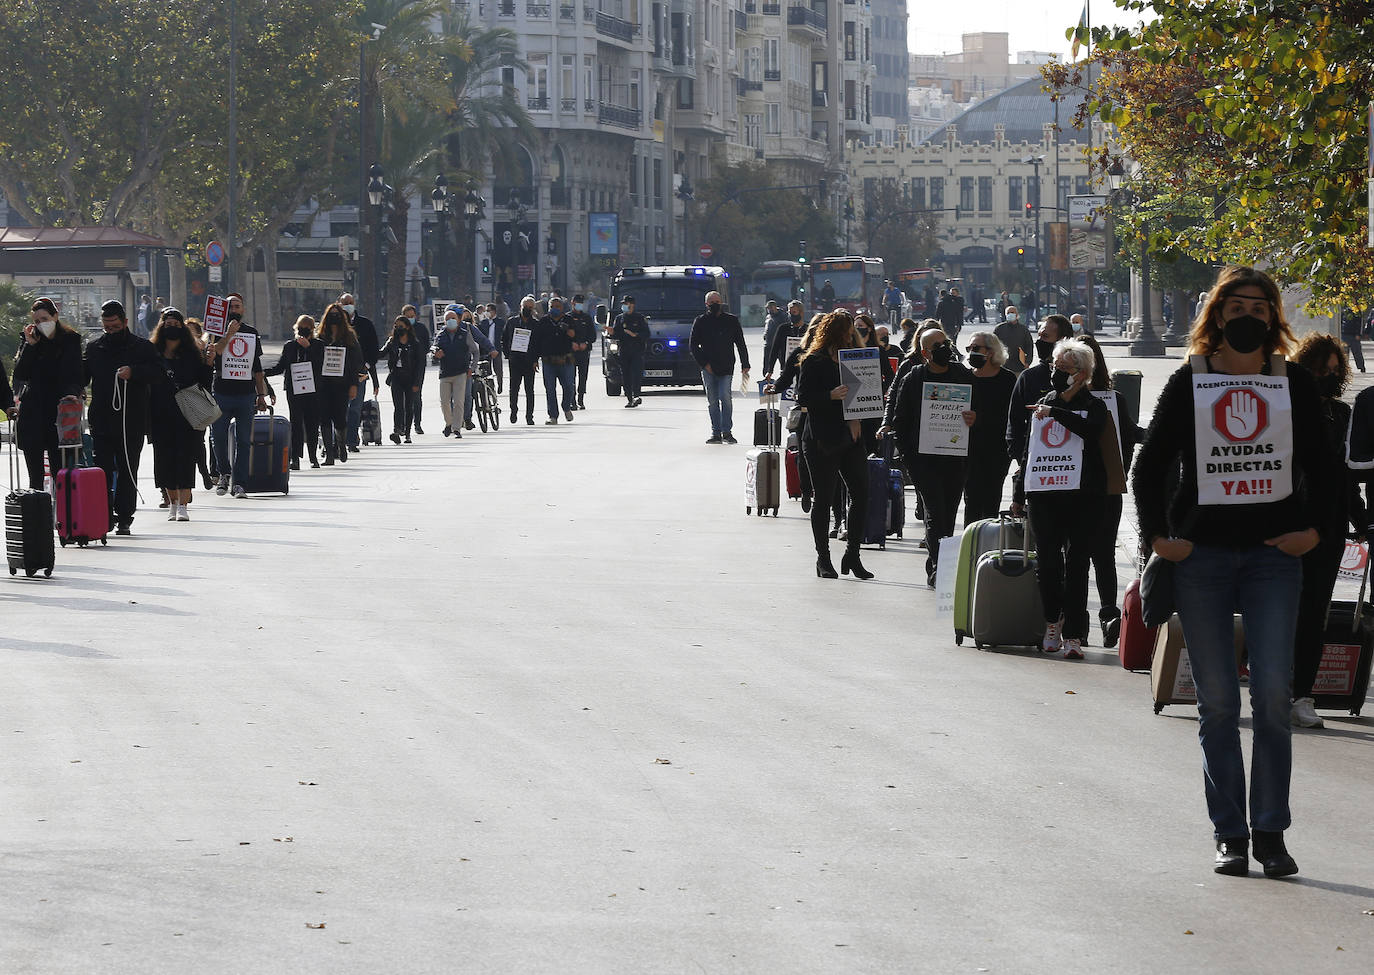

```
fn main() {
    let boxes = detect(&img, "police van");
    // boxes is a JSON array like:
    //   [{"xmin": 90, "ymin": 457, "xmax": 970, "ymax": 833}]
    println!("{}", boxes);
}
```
[{"xmin": 599, "ymin": 265, "xmax": 728, "ymax": 395}]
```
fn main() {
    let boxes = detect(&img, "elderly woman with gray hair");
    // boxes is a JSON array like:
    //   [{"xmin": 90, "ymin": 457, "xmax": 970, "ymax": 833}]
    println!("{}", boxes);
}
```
[
  {"xmin": 1022, "ymin": 337, "xmax": 1111, "ymax": 660},
  {"xmin": 962, "ymin": 330, "xmax": 1017, "ymax": 522}
]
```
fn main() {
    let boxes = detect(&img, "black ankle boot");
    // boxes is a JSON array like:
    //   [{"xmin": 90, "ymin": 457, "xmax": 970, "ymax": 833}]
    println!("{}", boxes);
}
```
[
  {"xmin": 1252, "ymin": 830, "xmax": 1298, "ymax": 878},
  {"xmin": 840, "ymin": 549, "xmax": 873, "ymax": 580},
  {"xmin": 816, "ymin": 554, "xmax": 838, "ymax": 578}
]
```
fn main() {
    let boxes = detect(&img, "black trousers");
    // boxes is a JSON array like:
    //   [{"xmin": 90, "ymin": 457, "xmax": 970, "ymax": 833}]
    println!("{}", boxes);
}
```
[
  {"xmin": 1028, "ymin": 491, "xmax": 1104, "ymax": 639},
  {"xmin": 390, "ymin": 382, "xmax": 418, "ymax": 435},
  {"xmin": 320, "ymin": 384, "xmax": 351, "ymax": 459},
  {"xmin": 911, "ymin": 455, "xmax": 967, "ymax": 576},
  {"xmin": 963, "ymin": 451, "xmax": 1010, "ymax": 524},
  {"xmin": 152, "ymin": 427, "xmax": 200, "ymax": 490},
  {"xmin": 575, "ymin": 350, "xmax": 591, "ymax": 402},
  {"xmin": 1293, "ymin": 536, "xmax": 1343, "ymax": 699},
  {"xmin": 508, "ymin": 356, "xmax": 537, "ymax": 418},
  {"xmin": 22, "ymin": 444, "xmax": 59, "ymax": 491},
  {"xmin": 491, "ymin": 354, "xmax": 504, "ymax": 393},
  {"xmin": 91, "ymin": 427, "xmax": 144, "ymax": 527},
  {"xmin": 287, "ymin": 393, "xmax": 321, "ymax": 461},
  {"xmin": 621, "ymin": 352, "xmax": 644, "ymax": 402},
  {"xmin": 802, "ymin": 437, "xmax": 868, "ymax": 557},
  {"xmin": 1346, "ymin": 336, "xmax": 1366, "ymax": 371},
  {"xmin": 1090, "ymin": 494, "xmax": 1126, "ymax": 616},
  {"xmin": 411, "ymin": 372, "xmax": 427, "ymax": 430}
]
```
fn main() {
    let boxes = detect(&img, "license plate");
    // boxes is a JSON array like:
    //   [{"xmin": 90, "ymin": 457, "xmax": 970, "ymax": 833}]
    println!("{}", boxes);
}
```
[{"xmin": 644, "ymin": 369, "xmax": 673, "ymax": 378}]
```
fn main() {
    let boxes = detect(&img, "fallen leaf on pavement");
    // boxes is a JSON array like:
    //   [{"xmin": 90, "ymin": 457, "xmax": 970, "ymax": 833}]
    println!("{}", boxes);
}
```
[
  {"xmin": 306, "ymin": 922, "xmax": 326, "ymax": 930},
  {"xmin": 654, "ymin": 758, "xmax": 671, "ymax": 765}
]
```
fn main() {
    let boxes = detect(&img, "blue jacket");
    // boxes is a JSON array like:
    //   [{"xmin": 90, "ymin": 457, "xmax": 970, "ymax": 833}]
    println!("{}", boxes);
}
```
[{"xmin": 432, "ymin": 324, "xmax": 494, "ymax": 378}]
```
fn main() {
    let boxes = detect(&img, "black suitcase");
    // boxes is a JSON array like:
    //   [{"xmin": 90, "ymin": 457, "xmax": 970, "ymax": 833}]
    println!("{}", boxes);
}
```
[
  {"xmin": 753, "ymin": 406, "xmax": 782, "ymax": 447},
  {"xmin": 5, "ymin": 438, "xmax": 55, "ymax": 578},
  {"xmin": 360, "ymin": 399, "xmax": 383, "ymax": 445},
  {"xmin": 1313, "ymin": 559, "xmax": 1374, "ymax": 716},
  {"xmin": 230, "ymin": 411, "xmax": 291, "ymax": 495}
]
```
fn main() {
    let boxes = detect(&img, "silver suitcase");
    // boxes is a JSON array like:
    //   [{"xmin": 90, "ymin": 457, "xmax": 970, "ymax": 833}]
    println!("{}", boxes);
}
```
[
  {"xmin": 970, "ymin": 518, "xmax": 1045, "ymax": 649},
  {"xmin": 746, "ymin": 393, "xmax": 781, "ymax": 517}
]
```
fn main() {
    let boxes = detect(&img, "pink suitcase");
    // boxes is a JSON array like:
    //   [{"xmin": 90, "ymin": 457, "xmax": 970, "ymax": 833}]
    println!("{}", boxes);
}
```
[{"xmin": 55, "ymin": 459, "xmax": 109, "ymax": 548}]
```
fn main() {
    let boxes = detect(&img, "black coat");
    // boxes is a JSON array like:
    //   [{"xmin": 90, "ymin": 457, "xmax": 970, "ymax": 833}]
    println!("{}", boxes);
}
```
[
  {"xmin": 263, "ymin": 338, "xmax": 326, "ymax": 397},
  {"xmin": 149, "ymin": 349, "xmax": 212, "ymax": 444},
  {"xmin": 381, "ymin": 336, "xmax": 423, "ymax": 386},
  {"xmin": 12, "ymin": 329, "xmax": 83, "ymax": 451},
  {"xmin": 689, "ymin": 310, "xmax": 750, "ymax": 375},
  {"xmin": 83, "ymin": 327, "xmax": 161, "ymax": 436}
]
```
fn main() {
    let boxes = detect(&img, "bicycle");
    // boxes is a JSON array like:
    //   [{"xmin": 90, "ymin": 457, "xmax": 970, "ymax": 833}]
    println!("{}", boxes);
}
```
[{"xmin": 471, "ymin": 358, "xmax": 501, "ymax": 432}]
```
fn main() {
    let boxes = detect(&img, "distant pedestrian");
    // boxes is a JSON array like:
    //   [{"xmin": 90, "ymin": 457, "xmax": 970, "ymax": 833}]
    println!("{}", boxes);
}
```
[
  {"xmin": 338, "ymin": 293, "xmax": 379, "ymax": 452},
  {"xmin": 433, "ymin": 306, "xmax": 472, "ymax": 439},
  {"xmin": 379, "ymin": 315, "xmax": 422, "ymax": 444},
  {"xmin": 960, "ymin": 330, "xmax": 1016, "ymax": 524},
  {"xmin": 763, "ymin": 300, "xmax": 805, "ymax": 379},
  {"xmin": 402, "ymin": 304, "xmax": 431, "ymax": 434},
  {"xmin": 263, "ymin": 315, "xmax": 325, "ymax": 468},
  {"xmin": 994, "ymin": 305, "xmax": 1034, "ymax": 374},
  {"xmin": 135, "ymin": 294, "xmax": 153, "ymax": 337},
  {"xmin": 569, "ymin": 293, "xmax": 597, "ymax": 409},
  {"xmin": 205, "ymin": 293, "xmax": 270, "ymax": 498},
  {"xmin": 148, "ymin": 309, "xmax": 211, "ymax": 521},
  {"xmin": 11, "ymin": 297, "xmax": 83, "ymax": 488},
  {"xmin": 316, "ymin": 303, "xmax": 361, "ymax": 465},
  {"xmin": 882, "ymin": 279, "xmax": 904, "ymax": 326},
  {"xmin": 84, "ymin": 300, "xmax": 161, "ymax": 533},
  {"xmin": 611, "ymin": 294, "xmax": 650, "ymax": 407},
  {"xmin": 502, "ymin": 296, "xmax": 539, "ymax": 426},
  {"xmin": 936, "ymin": 286, "xmax": 965, "ymax": 345},
  {"xmin": 532, "ymin": 295, "xmax": 579, "ymax": 424},
  {"xmin": 1340, "ymin": 307, "xmax": 1366, "ymax": 373},
  {"xmin": 688, "ymin": 290, "xmax": 750, "ymax": 444},
  {"xmin": 481, "ymin": 303, "xmax": 504, "ymax": 394},
  {"xmin": 819, "ymin": 279, "xmax": 836, "ymax": 312}
]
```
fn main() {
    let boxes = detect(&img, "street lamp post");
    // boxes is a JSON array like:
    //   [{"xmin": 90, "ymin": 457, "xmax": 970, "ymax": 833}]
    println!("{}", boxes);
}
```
[
  {"xmin": 431, "ymin": 174, "xmax": 449, "ymax": 298},
  {"xmin": 506, "ymin": 190, "xmax": 530, "ymax": 299},
  {"xmin": 464, "ymin": 187, "xmax": 485, "ymax": 299},
  {"xmin": 1022, "ymin": 155, "xmax": 1045, "ymax": 317},
  {"xmin": 367, "ymin": 163, "xmax": 385, "ymax": 320},
  {"xmin": 1109, "ymin": 160, "xmax": 1166, "ymax": 357},
  {"xmin": 676, "ymin": 175, "xmax": 694, "ymax": 263}
]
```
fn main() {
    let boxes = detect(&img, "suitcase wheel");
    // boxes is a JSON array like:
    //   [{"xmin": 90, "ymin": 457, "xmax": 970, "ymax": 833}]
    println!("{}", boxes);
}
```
[
  {"xmin": 955, "ymin": 634, "xmax": 964, "ymax": 646},
  {"xmin": 59, "ymin": 537, "xmax": 68, "ymax": 548},
  {"xmin": 100, "ymin": 538, "xmax": 107, "ymax": 546},
  {"xmin": 745, "ymin": 506, "xmax": 751, "ymax": 514},
  {"xmin": 8, "ymin": 567, "xmax": 14, "ymax": 576},
  {"xmin": 974, "ymin": 641, "xmax": 983, "ymax": 650},
  {"xmin": 43, "ymin": 568, "xmax": 51, "ymax": 578},
  {"xmin": 1153, "ymin": 704, "xmax": 1164, "ymax": 714},
  {"xmin": 25, "ymin": 568, "xmax": 35, "ymax": 578},
  {"xmin": 78, "ymin": 540, "xmax": 87, "ymax": 548}
]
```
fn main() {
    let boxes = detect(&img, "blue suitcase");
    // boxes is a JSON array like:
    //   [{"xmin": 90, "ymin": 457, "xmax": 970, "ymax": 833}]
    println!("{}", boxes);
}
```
[
  {"xmin": 862, "ymin": 455, "xmax": 890, "ymax": 549},
  {"xmin": 230, "ymin": 411, "xmax": 290, "ymax": 495},
  {"xmin": 887, "ymin": 469, "xmax": 905, "ymax": 537}
]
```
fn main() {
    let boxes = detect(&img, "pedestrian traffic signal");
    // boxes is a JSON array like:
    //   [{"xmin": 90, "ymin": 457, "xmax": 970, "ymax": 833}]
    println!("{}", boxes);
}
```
[
  {"xmin": 481, "ymin": 255, "xmax": 491, "ymax": 275},
  {"xmin": 1016, "ymin": 246, "xmax": 1026, "ymax": 268},
  {"xmin": 1025, "ymin": 203, "xmax": 1033, "ymax": 215},
  {"xmin": 844, "ymin": 198, "xmax": 855, "ymax": 221},
  {"xmin": 798, "ymin": 240, "xmax": 808, "ymax": 265}
]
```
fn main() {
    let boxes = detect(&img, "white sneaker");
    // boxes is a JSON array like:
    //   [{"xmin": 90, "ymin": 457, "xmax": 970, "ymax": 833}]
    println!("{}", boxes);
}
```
[
  {"xmin": 215, "ymin": 476, "xmax": 229, "ymax": 496},
  {"xmin": 1060, "ymin": 638, "xmax": 1084, "ymax": 660},
  {"xmin": 1291, "ymin": 697, "xmax": 1324, "ymax": 729},
  {"xmin": 167, "ymin": 505, "xmax": 178, "ymax": 521},
  {"xmin": 176, "ymin": 504, "xmax": 190, "ymax": 522},
  {"xmin": 1042, "ymin": 621, "xmax": 1062, "ymax": 653}
]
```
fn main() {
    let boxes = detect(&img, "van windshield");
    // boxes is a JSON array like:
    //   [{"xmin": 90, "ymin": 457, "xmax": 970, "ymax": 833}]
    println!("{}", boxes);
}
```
[{"xmin": 616, "ymin": 278, "xmax": 719, "ymax": 319}]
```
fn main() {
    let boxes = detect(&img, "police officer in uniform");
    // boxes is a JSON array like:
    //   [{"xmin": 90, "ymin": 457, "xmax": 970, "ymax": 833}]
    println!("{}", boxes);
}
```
[
  {"xmin": 568, "ymin": 293, "xmax": 598, "ymax": 409},
  {"xmin": 612, "ymin": 294, "xmax": 651, "ymax": 408}
]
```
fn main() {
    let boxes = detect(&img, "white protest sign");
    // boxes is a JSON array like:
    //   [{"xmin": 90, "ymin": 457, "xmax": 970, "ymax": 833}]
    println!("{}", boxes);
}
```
[
  {"xmin": 511, "ymin": 327, "xmax": 532, "ymax": 354},
  {"xmin": 220, "ymin": 332, "xmax": 254, "ymax": 381},
  {"xmin": 289, "ymin": 361, "xmax": 316, "ymax": 396},
  {"xmin": 918, "ymin": 381, "xmax": 972, "ymax": 456},
  {"xmin": 322, "ymin": 345, "xmax": 347, "ymax": 377},
  {"xmin": 1025, "ymin": 412, "xmax": 1085, "ymax": 491},
  {"xmin": 1338, "ymin": 539, "xmax": 1369, "ymax": 584},
  {"xmin": 1191, "ymin": 373, "xmax": 1292, "ymax": 505},
  {"xmin": 786, "ymin": 335, "xmax": 803, "ymax": 359},
  {"xmin": 838, "ymin": 347, "xmax": 884, "ymax": 419},
  {"xmin": 1092, "ymin": 389, "xmax": 1123, "ymax": 462},
  {"xmin": 203, "ymin": 295, "xmax": 229, "ymax": 336},
  {"xmin": 934, "ymin": 535, "xmax": 963, "ymax": 619}
]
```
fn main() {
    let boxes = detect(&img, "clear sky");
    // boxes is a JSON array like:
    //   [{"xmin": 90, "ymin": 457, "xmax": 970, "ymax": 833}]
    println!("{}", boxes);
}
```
[{"xmin": 907, "ymin": 1, "xmax": 1153, "ymax": 60}]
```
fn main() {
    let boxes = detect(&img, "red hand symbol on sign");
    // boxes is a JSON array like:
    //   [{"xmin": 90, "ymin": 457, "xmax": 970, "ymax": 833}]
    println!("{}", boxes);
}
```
[
  {"xmin": 1341, "ymin": 541, "xmax": 1367, "ymax": 572},
  {"xmin": 229, "ymin": 336, "xmax": 247, "ymax": 356},
  {"xmin": 1224, "ymin": 389, "xmax": 1260, "ymax": 440},
  {"xmin": 1040, "ymin": 420, "xmax": 1071, "ymax": 448}
]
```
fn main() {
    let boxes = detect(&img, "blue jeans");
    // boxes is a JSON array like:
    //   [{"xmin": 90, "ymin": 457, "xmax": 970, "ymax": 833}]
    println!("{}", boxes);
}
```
[
  {"xmin": 701, "ymin": 369, "xmax": 734, "ymax": 436},
  {"xmin": 543, "ymin": 358, "xmax": 576, "ymax": 418},
  {"xmin": 1174, "ymin": 543, "xmax": 1302, "ymax": 840},
  {"xmin": 210, "ymin": 393, "xmax": 257, "ymax": 486}
]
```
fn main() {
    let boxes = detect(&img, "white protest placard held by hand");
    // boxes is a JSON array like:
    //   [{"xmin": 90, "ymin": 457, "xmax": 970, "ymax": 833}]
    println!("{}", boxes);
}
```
[
  {"xmin": 322, "ymin": 346, "xmax": 346, "ymax": 378},
  {"xmin": 290, "ymin": 361, "xmax": 316, "ymax": 396},
  {"xmin": 1024, "ymin": 412, "xmax": 1085, "ymax": 492},
  {"xmin": 220, "ymin": 333, "xmax": 254, "ymax": 381},
  {"xmin": 934, "ymin": 535, "xmax": 962, "ymax": 619},
  {"xmin": 838, "ymin": 347, "xmax": 884, "ymax": 419},
  {"xmin": 511, "ymin": 327, "xmax": 532, "ymax": 354},
  {"xmin": 918, "ymin": 381, "xmax": 973, "ymax": 456},
  {"xmin": 203, "ymin": 295, "xmax": 229, "ymax": 336}
]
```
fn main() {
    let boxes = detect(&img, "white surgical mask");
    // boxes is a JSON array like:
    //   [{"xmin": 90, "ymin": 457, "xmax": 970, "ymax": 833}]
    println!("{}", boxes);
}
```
[
  {"xmin": 37, "ymin": 320, "xmax": 56, "ymax": 338},
  {"xmin": 445, "ymin": 318, "xmax": 459, "ymax": 331},
  {"xmin": 574, "ymin": 303, "xmax": 584, "ymax": 312},
  {"xmin": 1007, "ymin": 312, "xmax": 1018, "ymax": 322},
  {"xmin": 342, "ymin": 304, "xmax": 356, "ymax": 317}
]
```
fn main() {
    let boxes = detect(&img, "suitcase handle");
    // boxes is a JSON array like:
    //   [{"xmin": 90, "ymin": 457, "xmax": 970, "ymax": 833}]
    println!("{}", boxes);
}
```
[{"xmin": 997, "ymin": 511, "xmax": 1033, "ymax": 558}]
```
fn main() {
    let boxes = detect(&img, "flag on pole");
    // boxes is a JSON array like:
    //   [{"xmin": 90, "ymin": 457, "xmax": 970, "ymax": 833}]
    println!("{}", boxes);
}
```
[{"xmin": 1071, "ymin": 2, "xmax": 1089, "ymax": 59}]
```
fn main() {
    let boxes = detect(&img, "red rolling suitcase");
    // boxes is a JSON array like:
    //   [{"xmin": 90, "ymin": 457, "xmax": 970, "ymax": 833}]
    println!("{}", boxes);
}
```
[
  {"xmin": 1118, "ymin": 578, "xmax": 1158, "ymax": 671},
  {"xmin": 54, "ymin": 446, "xmax": 109, "ymax": 547},
  {"xmin": 1312, "ymin": 556, "xmax": 1374, "ymax": 716},
  {"xmin": 785, "ymin": 446, "xmax": 802, "ymax": 499}
]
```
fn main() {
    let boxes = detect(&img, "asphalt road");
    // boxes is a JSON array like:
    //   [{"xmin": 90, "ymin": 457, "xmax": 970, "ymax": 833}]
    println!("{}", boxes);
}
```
[{"xmin": 2, "ymin": 347, "xmax": 1372, "ymax": 974}]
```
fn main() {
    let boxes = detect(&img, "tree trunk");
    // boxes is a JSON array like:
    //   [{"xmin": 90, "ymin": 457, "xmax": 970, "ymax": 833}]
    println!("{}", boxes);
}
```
[{"xmin": 262, "ymin": 241, "xmax": 283, "ymax": 341}]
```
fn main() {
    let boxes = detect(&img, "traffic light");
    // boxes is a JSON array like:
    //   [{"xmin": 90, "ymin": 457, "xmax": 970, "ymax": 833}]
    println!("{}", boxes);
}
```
[
  {"xmin": 481, "ymin": 255, "xmax": 491, "ymax": 276},
  {"xmin": 798, "ymin": 239, "xmax": 808, "ymax": 265},
  {"xmin": 844, "ymin": 197, "xmax": 855, "ymax": 222},
  {"xmin": 818, "ymin": 177, "xmax": 828, "ymax": 202},
  {"xmin": 1016, "ymin": 246, "xmax": 1026, "ymax": 268},
  {"xmin": 1025, "ymin": 202, "xmax": 1033, "ymax": 215}
]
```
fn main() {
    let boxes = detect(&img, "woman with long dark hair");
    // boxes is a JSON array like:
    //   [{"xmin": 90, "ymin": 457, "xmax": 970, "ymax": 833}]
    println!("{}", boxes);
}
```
[
  {"xmin": 316, "ymin": 303, "xmax": 361, "ymax": 465},
  {"xmin": 11, "ymin": 297, "xmax": 84, "ymax": 487},
  {"xmin": 148, "ymin": 309, "xmax": 211, "ymax": 521},
  {"xmin": 1134, "ymin": 266, "xmax": 1336, "ymax": 878},
  {"xmin": 795, "ymin": 311, "xmax": 872, "ymax": 580},
  {"xmin": 379, "ymin": 315, "xmax": 422, "ymax": 444}
]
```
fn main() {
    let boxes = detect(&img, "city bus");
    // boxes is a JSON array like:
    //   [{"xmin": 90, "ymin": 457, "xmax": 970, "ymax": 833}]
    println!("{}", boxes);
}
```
[
  {"xmin": 896, "ymin": 268, "xmax": 937, "ymax": 317},
  {"xmin": 599, "ymin": 265, "xmax": 728, "ymax": 394},
  {"xmin": 750, "ymin": 261, "xmax": 808, "ymax": 305},
  {"xmin": 809, "ymin": 256, "xmax": 886, "ymax": 314}
]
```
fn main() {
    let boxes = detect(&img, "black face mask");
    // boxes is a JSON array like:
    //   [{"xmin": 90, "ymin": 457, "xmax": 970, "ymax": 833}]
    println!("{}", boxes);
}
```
[
  {"xmin": 1050, "ymin": 367, "xmax": 1073, "ymax": 393},
  {"xmin": 930, "ymin": 344, "xmax": 953, "ymax": 367},
  {"xmin": 522, "ymin": 309, "xmax": 533, "ymax": 319},
  {"xmin": 967, "ymin": 351, "xmax": 988, "ymax": 370},
  {"xmin": 1315, "ymin": 373, "xmax": 1342, "ymax": 399},
  {"xmin": 1035, "ymin": 339, "xmax": 1056, "ymax": 364},
  {"xmin": 790, "ymin": 312, "xmax": 802, "ymax": 323},
  {"xmin": 708, "ymin": 302, "xmax": 722, "ymax": 315},
  {"xmin": 1222, "ymin": 314, "xmax": 1269, "ymax": 355},
  {"xmin": 228, "ymin": 312, "xmax": 243, "ymax": 323},
  {"xmin": 297, "ymin": 330, "xmax": 312, "ymax": 339}
]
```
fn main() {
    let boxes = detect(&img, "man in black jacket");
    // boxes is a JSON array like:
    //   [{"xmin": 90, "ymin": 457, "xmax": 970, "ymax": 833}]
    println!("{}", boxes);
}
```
[
  {"xmin": 339, "ymin": 293, "xmax": 379, "ymax": 450},
  {"xmin": 936, "ymin": 286, "xmax": 966, "ymax": 345},
  {"xmin": 502, "ymin": 296, "xmax": 539, "ymax": 425},
  {"xmin": 761, "ymin": 300, "xmax": 787, "ymax": 366},
  {"xmin": 1005, "ymin": 314, "xmax": 1074, "ymax": 515},
  {"xmin": 401, "ymin": 304, "xmax": 430, "ymax": 435},
  {"xmin": 688, "ymin": 291, "xmax": 750, "ymax": 444},
  {"xmin": 84, "ymin": 300, "xmax": 162, "ymax": 533},
  {"xmin": 611, "ymin": 294, "xmax": 650, "ymax": 407},
  {"xmin": 205, "ymin": 293, "xmax": 270, "ymax": 498},
  {"xmin": 531, "ymin": 295, "xmax": 579, "ymax": 424},
  {"xmin": 568, "ymin": 293, "xmax": 598, "ymax": 409},
  {"xmin": 763, "ymin": 300, "xmax": 805, "ymax": 379}
]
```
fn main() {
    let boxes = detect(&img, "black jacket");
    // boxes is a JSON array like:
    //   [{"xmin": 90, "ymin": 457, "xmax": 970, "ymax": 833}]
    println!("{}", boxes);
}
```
[
  {"xmin": 381, "ymin": 336, "xmax": 424, "ymax": 386},
  {"xmin": 968, "ymin": 367, "xmax": 1017, "ymax": 470},
  {"xmin": 764, "ymin": 321, "xmax": 804, "ymax": 376},
  {"xmin": 12, "ymin": 329, "xmax": 84, "ymax": 451},
  {"xmin": 83, "ymin": 327, "xmax": 161, "ymax": 434},
  {"xmin": 1022, "ymin": 386, "xmax": 1110, "ymax": 497},
  {"xmin": 612, "ymin": 312, "xmax": 651, "ymax": 356},
  {"xmin": 936, "ymin": 294, "xmax": 965, "ymax": 331},
  {"xmin": 264, "ymin": 337, "xmax": 326, "ymax": 397},
  {"xmin": 532, "ymin": 313, "xmax": 578, "ymax": 359},
  {"xmin": 320, "ymin": 338, "xmax": 363, "ymax": 391},
  {"xmin": 796, "ymin": 354, "xmax": 850, "ymax": 448},
  {"xmin": 689, "ymin": 309, "xmax": 750, "ymax": 375},
  {"xmin": 1005, "ymin": 362, "xmax": 1054, "ymax": 463},
  {"xmin": 762, "ymin": 309, "xmax": 790, "ymax": 363},
  {"xmin": 0, "ymin": 358, "xmax": 13, "ymax": 414},
  {"xmin": 502, "ymin": 312, "xmax": 539, "ymax": 360},
  {"xmin": 149, "ymin": 348, "xmax": 212, "ymax": 444},
  {"xmin": 891, "ymin": 361, "xmax": 975, "ymax": 462},
  {"xmin": 566, "ymin": 311, "xmax": 597, "ymax": 356}
]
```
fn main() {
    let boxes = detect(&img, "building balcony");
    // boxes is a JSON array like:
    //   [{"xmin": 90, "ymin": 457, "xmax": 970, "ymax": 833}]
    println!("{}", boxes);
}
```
[
  {"xmin": 597, "ymin": 102, "xmax": 642, "ymax": 130},
  {"xmin": 737, "ymin": 78, "xmax": 763, "ymax": 96},
  {"xmin": 560, "ymin": 97, "xmax": 578, "ymax": 113},
  {"xmin": 787, "ymin": 5, "xmax": 827, "ymax": 37},
  {"xmin": 526, "ymin": 2, "xmax": 551, "ymax": 17},
  {"xmin": 762, "ymin": 1, "xmax": 780, "ymax": 13},
  {"xmin": 527, "ymin": 95, "xmax": 550, "ymax": 110},
  {"xmin": 764, "ymin": 69, "xmax": 781, "ymax": 82},
  {"xmin": 585, "ymin": 5, "xmax": 641, "ymax": 44},
  {"xmin": 764, "ymin": 133, "xmax": 830, "ymax": 166},
  {"xmin": 498, "ymin": 1, "xmax": 514, "ymax": 16},
  {"xmin": 558, "ymin": 2, "xmax": 576, "ymax": 20}
]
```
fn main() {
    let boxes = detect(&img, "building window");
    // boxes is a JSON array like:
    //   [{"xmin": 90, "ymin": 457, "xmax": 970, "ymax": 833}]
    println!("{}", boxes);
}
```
[
  {"xmin": 630, "ymin": 156, "xmax": 639, "ymax": 205},
  {"xmin": 1008, "ymin": 175, "xmax": 1022, "ymax": 213},
  {"xmin": 978, "ymin": 175, "xmax": 992, "ymax": 212},
  {"xmin": 745, "ymin": 113, "xmax": 761, "ymax": 148},
  {"xmin": 765, "ymin": 38, "xmax": 779, "ymax": 76},
  {"xmin": 677, "ymin": 79, "xmax": 694, "ymax": 109},
  {"xmin": 653, "ymin": 161, "xmax": 663, "ymax": 210},
  {"xmin": 910, "ymin": 177, "xmax": 925, "ymax": 210},
  {"xmin": 1058, "ymin": 176, "xmax": 1070, "ymax": 216},
  {"xmin": 630, "ymin": 68, "xmax": 641, "ymax": 111},
  {"xmin": 584, "ymin": 56, "xmax": 594, "ymax": 107},
  {"xmin": 844, "ymin": 21, "xmax": 855, "ymax": 61},
  {"xmin": 561, "ymin": 55, "xmax": 575, "ymax": 108},
  {"xmin": 528, "ymin": 55, "xmax": 548, "ymax": 109},
  {"xmin": 930, "ymin": 177, "xmax": 944, "ymax": 210},
  {"xmin": 1027, "ymin": 174, "xmax": 1040, "ymax": 210},
  {"xmin": 959, "ymin": 176, "xmax": 974, "ymax": 213},
  {"xmin": 1075, "ymin": 175, "xmax": 1092, "ymax": 195},
  {"xmin": 501, "ymin": 66, "xmax": 516, "ymax": 94},
  {"xmin": 765, "ymin": 103, "xmax": 780, "ymax": 135}
]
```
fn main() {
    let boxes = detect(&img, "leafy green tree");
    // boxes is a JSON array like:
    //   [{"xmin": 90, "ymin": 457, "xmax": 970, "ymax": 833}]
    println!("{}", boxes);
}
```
[
  {"xmin": 861, "ymin": 180, "xmax": 941, "ymax": 274},
  {"xmin": 0, "ymin": 282, "xmax": 33, "ymax": 367}
]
